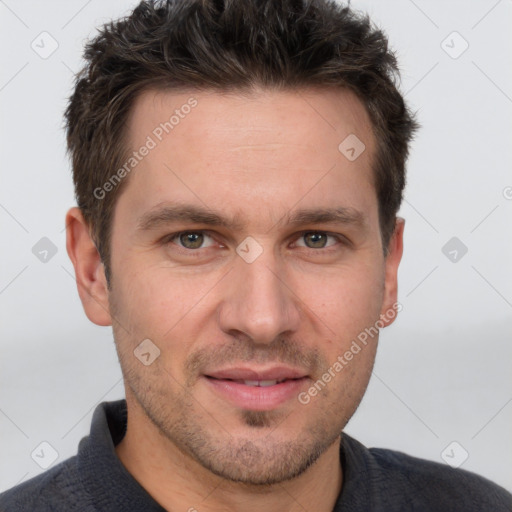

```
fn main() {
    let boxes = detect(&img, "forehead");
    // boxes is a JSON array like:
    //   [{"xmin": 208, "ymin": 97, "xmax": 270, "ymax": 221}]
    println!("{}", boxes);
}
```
[
  {"xmin": 116, "ymin": 86, "xmax": 377, "ymax": 231},
  {"xmin": 128, "ymin": 85, "xmax": 374, "ymax": 152}
]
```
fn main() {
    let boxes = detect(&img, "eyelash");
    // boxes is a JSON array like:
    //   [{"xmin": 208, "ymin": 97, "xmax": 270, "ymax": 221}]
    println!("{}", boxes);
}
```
[{"xmin": 162, "ymin": 230, "xmax": 348, "ymax": 256}]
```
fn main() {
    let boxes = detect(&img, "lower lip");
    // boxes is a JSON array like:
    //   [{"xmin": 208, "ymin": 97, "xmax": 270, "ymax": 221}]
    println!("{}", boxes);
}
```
[{"xmin": 203, "ymin": 376, "xmax": 309, "ymax": 411}]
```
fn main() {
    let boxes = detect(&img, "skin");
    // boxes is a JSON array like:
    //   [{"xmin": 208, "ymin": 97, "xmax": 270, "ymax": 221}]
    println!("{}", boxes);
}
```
[{"xmin": 66, "ymin": 86, "xmax": 404, "ymax": 512}]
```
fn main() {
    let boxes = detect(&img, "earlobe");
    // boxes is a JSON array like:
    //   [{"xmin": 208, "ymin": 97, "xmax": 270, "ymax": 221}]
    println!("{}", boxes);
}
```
[
  {"xmin": 65, "ymin": 207, "xmax": 112, "ymax": 326},
  {"xmin": 379, "ymin": 217, "xmax": 405, "ymax": 327}
]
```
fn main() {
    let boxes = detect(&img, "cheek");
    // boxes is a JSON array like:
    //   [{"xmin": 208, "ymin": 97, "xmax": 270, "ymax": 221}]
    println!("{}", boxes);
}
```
[
  {"xmin": 110, "ymin": 243, "xmax": 385, "ymax": 355},
  {"xmin": 110, "ymin": 264, "xmax": 219, "ymax": 344},
  {"xmin": 299, "ymin": 262, "xmax": 384, "ymax": 336}
]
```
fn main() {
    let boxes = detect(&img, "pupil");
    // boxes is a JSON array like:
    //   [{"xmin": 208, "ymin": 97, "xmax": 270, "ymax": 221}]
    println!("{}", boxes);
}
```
[
  {"xmin": 181, "ymin": 233, "xmax": 203, "ymax": 249},
  {"xmin": 306, "ymin": 232, "xmax": 326, "ymax": 248}
]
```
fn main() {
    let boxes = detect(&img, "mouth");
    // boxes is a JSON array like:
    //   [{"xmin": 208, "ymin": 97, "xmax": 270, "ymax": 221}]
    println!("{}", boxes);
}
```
[
  {"xmin": 220, "ymin": 378, "xmax": 291, "ymax": 387},
  {"xmin": 202, "ymin": 367, "xmax": 310, "ymax": 411}
]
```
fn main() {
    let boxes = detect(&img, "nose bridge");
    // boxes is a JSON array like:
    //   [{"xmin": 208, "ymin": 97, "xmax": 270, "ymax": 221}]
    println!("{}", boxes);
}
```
[{"xmin": 218, "ymin": 245, "xmax": 300, "ymax": 343}]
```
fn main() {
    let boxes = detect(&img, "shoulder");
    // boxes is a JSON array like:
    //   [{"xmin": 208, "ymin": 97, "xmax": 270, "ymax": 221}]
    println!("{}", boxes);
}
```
[
  {"xmin": 0, "ymin": 455, "xmax": 93, "ymax": 512},
  {"xmin": 342, "ymin": 434, "xmax": 512, "ymax": 511},
  {"xmin": 369, "ymin": 446, "xmax": 512, "ymax": 510}
]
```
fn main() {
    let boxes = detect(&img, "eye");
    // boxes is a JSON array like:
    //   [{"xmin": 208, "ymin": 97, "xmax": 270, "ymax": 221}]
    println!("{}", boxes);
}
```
[
  {"xmin": 295, "ymin": 232, "xmax": 341, "ymax": 249},
  {"xmin": 171, "ymin": 231, "xmax": 217, "ymax": 250}
]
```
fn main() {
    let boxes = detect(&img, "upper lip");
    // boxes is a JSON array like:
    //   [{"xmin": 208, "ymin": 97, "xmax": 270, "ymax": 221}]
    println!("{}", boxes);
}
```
[{"xmin": 204, "ymin": 366, "xmax": 308, "ymax": 381}]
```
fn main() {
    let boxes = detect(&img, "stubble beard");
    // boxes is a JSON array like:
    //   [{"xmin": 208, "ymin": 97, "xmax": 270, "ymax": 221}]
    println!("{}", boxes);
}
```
[
  {"xmin": 122, "ymin": 365, "xmax": 344, "ymax": 486},
  {"xmin": 110, "ymin": 309, "xmax": 360, "ymax": 486}
]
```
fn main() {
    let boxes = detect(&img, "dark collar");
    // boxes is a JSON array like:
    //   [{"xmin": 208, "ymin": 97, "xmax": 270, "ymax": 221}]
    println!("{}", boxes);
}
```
[
  {"xmin": 78, "ymin": 399, "xmax": 371, "ymax": 511},
  {"xmin": 77, "ymin": 400, "xmax": 166, "ymax": 511}
]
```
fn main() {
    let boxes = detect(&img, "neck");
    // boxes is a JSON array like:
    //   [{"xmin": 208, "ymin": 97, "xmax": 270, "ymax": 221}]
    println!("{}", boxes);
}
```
[{"xmin": 115, "ymin": 397, "xmax": 343, "ymax": 512}]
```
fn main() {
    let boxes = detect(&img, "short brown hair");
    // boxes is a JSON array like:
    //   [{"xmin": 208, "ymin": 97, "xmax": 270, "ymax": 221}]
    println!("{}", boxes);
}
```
[{"xmin": 65, "ymin": 0, "xmax": 418, "ymax": 282}]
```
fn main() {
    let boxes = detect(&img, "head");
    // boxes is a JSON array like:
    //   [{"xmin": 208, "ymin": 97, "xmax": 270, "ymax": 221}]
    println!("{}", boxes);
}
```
[{"xmin": 65, "ymin": 0, "xmax": 417, "ymax": 486}]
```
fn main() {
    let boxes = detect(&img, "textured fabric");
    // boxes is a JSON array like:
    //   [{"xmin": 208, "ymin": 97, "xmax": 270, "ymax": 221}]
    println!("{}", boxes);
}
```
[{"xmin": 1, "ymin": 400, "xmax": 511, "ymax": 511}]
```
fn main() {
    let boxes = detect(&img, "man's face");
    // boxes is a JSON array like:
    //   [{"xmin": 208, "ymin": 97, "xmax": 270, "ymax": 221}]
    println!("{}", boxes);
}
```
[{"xmin": 103, "ymin": 87, "xmax": 401, "ymax": 484}]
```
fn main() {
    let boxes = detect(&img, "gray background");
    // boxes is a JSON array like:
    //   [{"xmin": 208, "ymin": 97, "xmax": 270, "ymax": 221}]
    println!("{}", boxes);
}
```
[{"xmin": 1, "ymin": 0, "xmax": 511, "ymax": 493}]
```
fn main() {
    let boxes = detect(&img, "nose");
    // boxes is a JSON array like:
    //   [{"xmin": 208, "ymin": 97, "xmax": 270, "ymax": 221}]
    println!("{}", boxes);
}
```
[{"xmin": 217, "ymin": 248, "xmax": 302, "ymax": 345}]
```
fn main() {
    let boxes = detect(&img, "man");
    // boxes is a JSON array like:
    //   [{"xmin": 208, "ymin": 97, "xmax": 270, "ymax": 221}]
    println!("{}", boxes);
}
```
[{"xmin": 1, "ymin": 0, "xmax": 511, "ymax": 510}]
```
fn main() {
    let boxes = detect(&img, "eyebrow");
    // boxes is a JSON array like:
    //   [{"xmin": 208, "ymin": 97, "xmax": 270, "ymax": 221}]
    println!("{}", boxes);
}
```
[
  {"xmin": 136, "ymin": 203, "xmax": 367, "ymax": 233},
  {"xmin": 286, "ymin": 207, "xmax": 366, "ymax": 229},
  {"xmin": 137, "ymin": 204, "xmax": 245, "ymax": 232}
]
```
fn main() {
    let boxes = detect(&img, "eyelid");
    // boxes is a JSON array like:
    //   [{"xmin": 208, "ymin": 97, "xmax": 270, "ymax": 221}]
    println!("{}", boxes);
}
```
[
  {"xmin": 166, "ymin": 230, "xmax": 219, "ymax": 249},
  {"xmin": 163, "ymin": 229, "xmax": 349, "ymax": 252},
  {"xmin": 291, "ymin": 230, "xmax": 348, "ymax": 249}
]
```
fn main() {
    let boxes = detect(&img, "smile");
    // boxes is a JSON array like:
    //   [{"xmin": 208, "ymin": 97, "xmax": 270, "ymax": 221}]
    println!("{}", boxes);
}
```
[{"xmin": 203, "ymin": 370, "xmax": 309, "ymax": 411}]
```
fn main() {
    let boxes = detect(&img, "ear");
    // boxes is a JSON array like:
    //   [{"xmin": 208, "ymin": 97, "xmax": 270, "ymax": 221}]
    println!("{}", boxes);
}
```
[
  {"xmin": 65, "ymin": 207, "xmax": 112, "ymax": 326},
  {"xmin": 379, "ymin": 217, "xmax": 405, "ymax": 327}
]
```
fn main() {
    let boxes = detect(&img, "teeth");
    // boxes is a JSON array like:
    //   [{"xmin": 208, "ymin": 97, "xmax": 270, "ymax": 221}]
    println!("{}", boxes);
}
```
[{"xmin": 243, "ymin": 379, "xmax": 279, "ymax": 387}]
